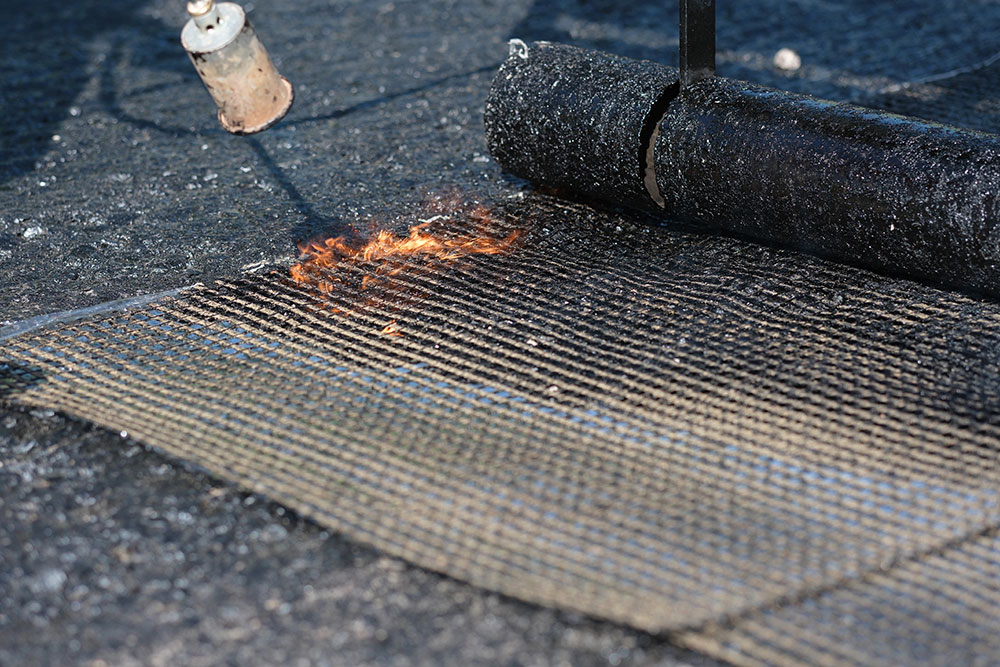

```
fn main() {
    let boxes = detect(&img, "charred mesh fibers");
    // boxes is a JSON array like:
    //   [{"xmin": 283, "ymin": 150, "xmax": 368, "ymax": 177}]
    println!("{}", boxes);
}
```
[{"xmin": 485, "ymin": 41, "xmax": 1000, "ymax": 298}]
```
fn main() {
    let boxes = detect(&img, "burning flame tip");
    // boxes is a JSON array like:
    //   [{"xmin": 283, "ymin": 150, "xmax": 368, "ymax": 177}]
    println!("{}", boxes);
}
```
[
  {"xmin": 289, "ymin": 200, "xmax": 524, "ymax": 331},
  {"xmin": 293, "ymin": 214, "xmax": 521, "ymax": 289},
  {"xmin": 381, "ymin": 320, "xmax": 403, "ymax": 337}
]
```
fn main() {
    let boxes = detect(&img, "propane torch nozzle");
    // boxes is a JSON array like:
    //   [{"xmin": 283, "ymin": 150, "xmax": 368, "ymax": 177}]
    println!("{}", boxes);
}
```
[{"xmin": 181, "ymin": 0, "xmax": 294, "ymax": 134}]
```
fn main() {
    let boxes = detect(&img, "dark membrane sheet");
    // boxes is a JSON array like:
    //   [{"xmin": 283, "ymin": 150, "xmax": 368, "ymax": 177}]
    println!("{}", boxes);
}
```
[
  {"xmin": 3, "ymin": 197, "xmax": 1000, "ymax": 664},
  {"xmin": 7, "ymin": 1, "xmax": 1000, "ymax": 664}
]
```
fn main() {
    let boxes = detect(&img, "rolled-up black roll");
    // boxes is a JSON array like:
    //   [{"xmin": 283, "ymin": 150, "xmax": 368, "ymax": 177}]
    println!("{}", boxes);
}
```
[
  {"xmin": 653, "ymin": 79, "xmax": 1000, "ymax": 297},
  {"xmin": 485, "ymin": 41, "xmax": 678, "ymax": 211},
  {"xmin": 485, "ymin": 40, "xmax": 1000, "ymax": 298}
]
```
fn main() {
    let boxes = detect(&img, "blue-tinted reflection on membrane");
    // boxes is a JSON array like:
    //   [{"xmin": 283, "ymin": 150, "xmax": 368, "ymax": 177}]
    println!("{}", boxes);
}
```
[{"xmin": 11, "ymin": 307, "xmax": 999, "ymax": 591}]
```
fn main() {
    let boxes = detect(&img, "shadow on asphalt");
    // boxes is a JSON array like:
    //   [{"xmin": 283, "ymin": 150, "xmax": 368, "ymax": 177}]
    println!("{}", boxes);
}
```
[{"xmin": 0, "ymin": 1, "xmax": 171, "ymax": 186}]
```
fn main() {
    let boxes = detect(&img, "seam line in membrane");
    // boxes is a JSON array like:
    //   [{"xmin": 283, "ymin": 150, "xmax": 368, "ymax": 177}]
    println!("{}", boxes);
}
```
[
  {"xmin": 672, "ymin": 521, "xmax": 1000, "ymax": 635},
  {"xmin": 880, "ymin": 48, "xmax": 1000, "ymax": 93},
  {"xmin": 0, "ymin": 286, "xmax": 197, "ymax": 342}
]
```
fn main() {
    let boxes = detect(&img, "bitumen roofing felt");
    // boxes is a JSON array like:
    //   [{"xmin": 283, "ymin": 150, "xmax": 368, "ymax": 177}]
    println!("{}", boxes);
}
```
[{"xmin": 4, "ymin": 0, "xmax": 1000, "ymax": 664}]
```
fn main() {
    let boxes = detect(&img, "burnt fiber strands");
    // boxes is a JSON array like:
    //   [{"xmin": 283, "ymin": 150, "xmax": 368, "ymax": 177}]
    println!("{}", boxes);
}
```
[{"xmin": 485, "ymin": 41, "xmax": 1000, "ymax": 299}]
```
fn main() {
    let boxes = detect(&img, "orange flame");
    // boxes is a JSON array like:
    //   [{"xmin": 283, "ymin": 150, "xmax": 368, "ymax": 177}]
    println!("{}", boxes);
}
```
[
  {"xmin": 380, "ymin": 320, "xmax": 403, "ymax": 337},
  {"xmin": 289, "ymin": 200, "xmax": 524, "ymax": 333},
  {"xmin": 290, "ymin": 203, "xmax": 523, "ymax": 296}
]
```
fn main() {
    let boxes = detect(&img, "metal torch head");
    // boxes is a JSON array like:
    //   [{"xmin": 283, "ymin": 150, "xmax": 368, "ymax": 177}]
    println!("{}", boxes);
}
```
[{"xmin": 181, "ymin": 0, "xmax": 294, "ymax": 135}]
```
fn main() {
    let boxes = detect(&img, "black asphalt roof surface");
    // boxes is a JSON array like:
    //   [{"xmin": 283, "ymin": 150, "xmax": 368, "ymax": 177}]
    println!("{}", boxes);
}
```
[{"xmin": 4, "ymin": 0, "xmax": 1000, "ymax": 664}]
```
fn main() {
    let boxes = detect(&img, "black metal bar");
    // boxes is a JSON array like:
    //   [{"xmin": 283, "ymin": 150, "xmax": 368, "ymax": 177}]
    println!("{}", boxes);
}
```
[{"xmin": 679, "ymin": 0, "xmax": 716, "ymax": 87}]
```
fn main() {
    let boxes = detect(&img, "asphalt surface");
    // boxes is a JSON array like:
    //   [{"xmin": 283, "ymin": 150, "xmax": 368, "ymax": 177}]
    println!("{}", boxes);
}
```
[
  {"xmin": 1, "ymin": 405, "xmax": 725, "ymax": 666},
  {"xmin": 5, "ymin": 0, "xmax": 1000, "ymax": 664}
]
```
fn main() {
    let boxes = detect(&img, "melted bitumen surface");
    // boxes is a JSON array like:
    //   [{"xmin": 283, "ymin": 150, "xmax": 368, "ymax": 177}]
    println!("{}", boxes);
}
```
[{"xmin": 5, "ymin": 0, "xmax": 1000, "ymax": 664}]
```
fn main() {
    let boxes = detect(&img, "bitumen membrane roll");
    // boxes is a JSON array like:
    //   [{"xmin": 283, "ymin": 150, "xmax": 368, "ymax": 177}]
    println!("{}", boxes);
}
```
[
  {"xmin": 8, "ymin": 2, "xmax": 1000, "ymax": 665},
  {"xmin": 486, "ymin": 41, "xmax": 1000, "ymax": 299},
  {"xmin": 485, "ymin": 41, "xmax": 678, "ymax": 211}
]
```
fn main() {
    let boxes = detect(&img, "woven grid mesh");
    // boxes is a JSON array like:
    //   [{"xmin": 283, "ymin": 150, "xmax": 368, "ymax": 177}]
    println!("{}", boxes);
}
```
[
  {"xmin": 3, "ymin": 196, "xmax": 1000, "ymax": 663},
  {"xmin": 8, "ymin": 6, "xmax": 1000, "ymax": 660},
  {"xmin": 678, "ymin": 528, "xmax": 1000, "ymax": 666}
]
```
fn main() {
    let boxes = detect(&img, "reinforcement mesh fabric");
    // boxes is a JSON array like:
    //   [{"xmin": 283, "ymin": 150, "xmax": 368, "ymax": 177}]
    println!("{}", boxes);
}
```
[
  {"xmin": 2, "ymin": 194, "xmax": 1000, "ymax": 665},
  {"xmin": 678, "ymin": 528, "xmax": 1000, "ymax": 665}
]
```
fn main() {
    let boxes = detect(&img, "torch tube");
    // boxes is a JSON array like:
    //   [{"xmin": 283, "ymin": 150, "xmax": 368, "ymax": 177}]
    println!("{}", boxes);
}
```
[
  {"xmin": 181, "ymin": 1, "xmax": 293, "ymax": 135},
  {"xmin": 485, "ymin": 41, "xmax": 1000, "ymax": 298}
]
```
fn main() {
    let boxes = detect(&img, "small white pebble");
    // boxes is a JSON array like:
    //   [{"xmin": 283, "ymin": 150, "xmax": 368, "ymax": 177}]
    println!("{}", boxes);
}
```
[
  {"xmin": 23, "ymin": 226, "xmax": 44, "ymax": 239},
  {"xmin": 52, "ymin": 134, "xmax": 61, "ymax": 142},
  {"xmin": 773, "ymin": 48, "xmax": 802, "ymax": 72},
  {"xmin": 32, "ymin": 569, "xmax": 67, "ymax": 594}
]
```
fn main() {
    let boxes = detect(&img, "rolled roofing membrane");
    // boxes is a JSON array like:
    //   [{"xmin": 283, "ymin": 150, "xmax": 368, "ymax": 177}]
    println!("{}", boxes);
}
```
[{"xmin": 486, "ymin": 41, "xmax": 1000, "ymax": 299}]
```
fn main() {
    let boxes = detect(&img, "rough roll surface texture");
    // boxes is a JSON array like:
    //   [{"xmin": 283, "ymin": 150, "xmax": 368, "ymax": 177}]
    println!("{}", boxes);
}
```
[
  {"xmin": 8, "ymin": 1, "xmax": 1000, "ymax": 665},
  {"xmin": 485, "ymin": 41, "xmax": 677, "ymax": 211},
  {"xmin": 654, "ymin": 79, "xmax": 1000, "ymax": 299},
  {"xmin": 486, "ymin": 43, "xmax": 1000, "ymax": 298}
]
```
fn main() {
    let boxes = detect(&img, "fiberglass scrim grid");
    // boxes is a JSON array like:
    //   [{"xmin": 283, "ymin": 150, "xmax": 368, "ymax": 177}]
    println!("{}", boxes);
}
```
[{"xmin": 3, "ymin": 199, "xmax": 1000, "ymax": 663}]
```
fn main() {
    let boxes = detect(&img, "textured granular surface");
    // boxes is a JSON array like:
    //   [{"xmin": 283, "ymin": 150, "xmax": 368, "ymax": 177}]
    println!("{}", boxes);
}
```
[
  {"xmin": 485, "ymin": 42, "xmax": 677, "ymax": 210},
  {"xmin": 486, "ymin": 41, "xmax": 1000, "ymax": 298},
  {"xmin": 5, "ymin": 0, "xmax": 1000, "ymax": 665},
  {"xmin": 5, "ymin": 195, "xmax": 1000, "ymax": 664}
]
